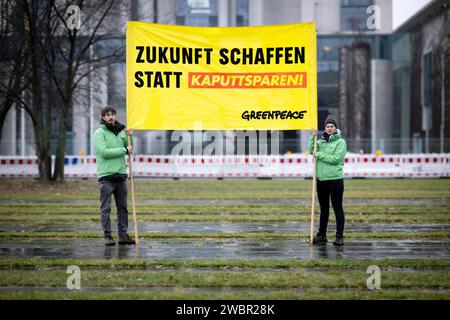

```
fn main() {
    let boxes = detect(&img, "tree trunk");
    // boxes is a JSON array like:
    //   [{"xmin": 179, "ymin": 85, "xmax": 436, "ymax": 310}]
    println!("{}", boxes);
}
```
[
  {"xmin": 25, "ymin": 0, "xmax": 52, "ymax": 181},
  {"xmin": 53, "ymin": 104, "xmax": 69, "ymax": 181},
  {"xmin": 53, "ymin": 49, "xmax": 76, "ymax": 181},
  {"xmin": 338, "ymin": 41, "xmax": 370, "ymax": 152},
  {"xmin": 339, "ymin": 46, "xmax": 350, "ymax": 139},
  {"xmin": 0, "ymin": 101, "xmax": 13, "ymax": 142},
  {"xmin": 352, "ymin": 42, "xmax": 370, "ymax": 152},
  {"xmin": 34, "ymin": 123, "xmax": 52, "ymax": 181}
]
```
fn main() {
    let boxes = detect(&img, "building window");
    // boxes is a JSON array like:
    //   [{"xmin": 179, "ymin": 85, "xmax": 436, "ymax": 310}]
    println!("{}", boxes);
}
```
[
  {"xmin": 423, "ymin": 52, "xmax": 432, "ymax": 108},
  {"xmin": 317, "ymin": 37, "xmax": 342, "ymax": 118},
  {"xmin": 236, "ymin": 0, "xmax": 249, "ymax": 26},
  {"xmin": 341, "ymin": 0, "xmax": 373, "ymax": 31},
  {"xmin": 176, "ymin": 0, "xmax": 218, "ymax": 26}
]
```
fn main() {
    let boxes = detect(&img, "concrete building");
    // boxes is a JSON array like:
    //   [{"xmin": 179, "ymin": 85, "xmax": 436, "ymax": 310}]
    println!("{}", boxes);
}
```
[
  {"xmin": 3, "ymin": 0, "xmax": 447, "ymax": 156},
  {"xmin": 393, "ymin": 0, "xmax": 450, "ymax": 153}
]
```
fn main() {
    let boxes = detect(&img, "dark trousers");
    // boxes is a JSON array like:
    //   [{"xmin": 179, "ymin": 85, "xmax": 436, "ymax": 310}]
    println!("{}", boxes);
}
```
[
  {"xmin": 316, "ymin": 178, "xmax": 345, "ymax": 238},
  {"xmin": 99, "ymin": 180, "xmax": 128, "ymax": 238}
]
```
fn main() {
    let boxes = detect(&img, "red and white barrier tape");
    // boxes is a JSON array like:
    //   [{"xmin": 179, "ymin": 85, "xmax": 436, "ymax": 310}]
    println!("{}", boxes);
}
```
[{"xmin": 1, "ymin": 154, "xmax": 449, "ymax": 178}]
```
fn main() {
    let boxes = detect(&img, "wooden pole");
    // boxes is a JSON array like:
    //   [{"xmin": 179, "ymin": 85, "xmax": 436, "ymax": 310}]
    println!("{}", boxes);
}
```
[
  {"xmin": 310, "ymin": 134, "xmax": 318, "ymax": 244},
  {"xmin": 127, "ymin": 134, "xmax": 139, "ymax": 245}
]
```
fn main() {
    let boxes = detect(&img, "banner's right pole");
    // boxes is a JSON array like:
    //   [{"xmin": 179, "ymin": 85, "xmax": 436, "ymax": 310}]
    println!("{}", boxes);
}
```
[
  {"xmin": 310, "ymin": 134, "xmax": 318, "ymax": 243},
  {"xmin": 310, "ymin": 22, "xmax": 318, "ymax": 244}
]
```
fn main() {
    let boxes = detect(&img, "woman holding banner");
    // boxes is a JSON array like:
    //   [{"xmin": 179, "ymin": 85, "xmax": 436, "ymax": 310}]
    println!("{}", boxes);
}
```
[{"xmin": 308, "ymin": 115, "xmax": 347, "ymax": 246}]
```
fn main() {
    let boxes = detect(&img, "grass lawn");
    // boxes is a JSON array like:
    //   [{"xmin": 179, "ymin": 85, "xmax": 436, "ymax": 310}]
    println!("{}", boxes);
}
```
[
  {"xmin": 0, "ymin": 178, "xmax": 449, "ymax": 199},
  {"xmin": 0, "ymin": 258, "xmax": 449, "ymax": 300},
  {"xmin": 0, "ymin": 178, "xmax": 449, "ymax": 299}
]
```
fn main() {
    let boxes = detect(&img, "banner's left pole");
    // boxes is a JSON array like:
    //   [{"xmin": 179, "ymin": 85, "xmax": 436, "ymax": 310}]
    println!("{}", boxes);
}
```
[{"xmin": 128, "ymin": 134, "xmax": 139, "ymax": 245}]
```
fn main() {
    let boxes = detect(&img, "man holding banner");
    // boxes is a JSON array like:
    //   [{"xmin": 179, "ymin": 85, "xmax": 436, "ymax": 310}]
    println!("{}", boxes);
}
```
[{"xmin": 94, "ymin": 106, "xmax": 136, "ymax": 246}]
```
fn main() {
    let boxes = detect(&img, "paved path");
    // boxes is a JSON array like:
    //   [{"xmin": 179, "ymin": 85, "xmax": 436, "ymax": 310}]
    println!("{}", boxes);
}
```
[{"xmin": 1, "ymin": 238, "xmax": 448, "ymax": 260}]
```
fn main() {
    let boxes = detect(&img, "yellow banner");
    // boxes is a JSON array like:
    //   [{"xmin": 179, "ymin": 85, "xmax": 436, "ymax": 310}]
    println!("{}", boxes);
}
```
[{"xmin": 126, "ymin": 21, "xmax": 317, "ymax": 130}]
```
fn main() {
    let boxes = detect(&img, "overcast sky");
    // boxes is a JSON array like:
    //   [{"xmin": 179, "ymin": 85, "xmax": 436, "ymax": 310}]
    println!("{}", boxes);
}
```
[{"xmin": 392, "ymin": 0, "xmax": 433, "ymax": 29}]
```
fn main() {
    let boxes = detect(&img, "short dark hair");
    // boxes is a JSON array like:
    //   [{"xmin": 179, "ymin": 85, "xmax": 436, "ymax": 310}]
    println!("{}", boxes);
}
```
[{"xmin": 101, "ymin": 106, "xmax": 117, "ymax": 117}]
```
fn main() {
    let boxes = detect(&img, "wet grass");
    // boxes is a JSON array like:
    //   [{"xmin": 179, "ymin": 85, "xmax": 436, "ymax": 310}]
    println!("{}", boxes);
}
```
[
  {"xmin": 1, "ymin": 258, "xmax": 448, "ymax": 299},
  {"xmin": 1, "ymin": 213, "xmax": 449, "ymax": 224},
  {"xmin": 0, "ymin": 289, "xmax": 448, "ymax": 300},
  {"xmin": 0, "ymin": 179, "xmax": 449, "ymax": 299},
  {"xmin": 1, "ymin": 269, "xmax": 449, "ymax": 289},
  {"xmin": 1, "ymin": 179, "xmax": 448, "ymax": 225},
  {"xmin": 1, "ymin": 203, "xmax": 449, "ymax": 224},
  {"xmin": 1, "ymin": 257, "xmax": 449, "ymax": 269},
  {"xmin": 0, "ymin": 263, "xmax": 448, "ymax": 300},
  {"xmin": 0, "ymin": 179, "xmax": 449, "ymax": 199},
  {"xmin": 2, "ymin": 203, "xmax": 449, "ymax": 215}
]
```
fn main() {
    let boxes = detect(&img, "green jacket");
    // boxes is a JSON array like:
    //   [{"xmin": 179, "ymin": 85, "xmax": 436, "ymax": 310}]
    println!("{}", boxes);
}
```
[
  {"xmin": 93, "ymin": 124, "xmax": 130, "ymax": 179},
  {"xmin": 308, "ymin": 130, "xmax": 347, "ymax": 181}
]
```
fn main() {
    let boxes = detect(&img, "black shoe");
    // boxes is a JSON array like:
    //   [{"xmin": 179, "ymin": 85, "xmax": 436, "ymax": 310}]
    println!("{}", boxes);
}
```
[
  {"xmin": 118, "ymin": 234, "xmax": 136, "ymax": 245},
  {"xmin": 333, "ymin": 236, "xmax": 344, "ymax": 246},
  {"xmin": 105, "ymin": 236, "xmax": 116, "ymax": 246},
  {"xmin": 312, "ymin": 234, "xmax": 328, "ymax": 244}
]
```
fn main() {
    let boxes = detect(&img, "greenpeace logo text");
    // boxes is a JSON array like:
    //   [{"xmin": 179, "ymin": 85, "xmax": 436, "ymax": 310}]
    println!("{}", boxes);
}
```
[{"xmin": 242, "ymin": 110, "xmax": 307, "ymax": 121}]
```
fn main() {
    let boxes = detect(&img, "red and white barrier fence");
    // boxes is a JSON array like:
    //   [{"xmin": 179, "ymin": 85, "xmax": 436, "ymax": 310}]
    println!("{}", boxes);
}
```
[{"xmin": 0, "ymin": 154, "xmax": 449, "ymax": 179}]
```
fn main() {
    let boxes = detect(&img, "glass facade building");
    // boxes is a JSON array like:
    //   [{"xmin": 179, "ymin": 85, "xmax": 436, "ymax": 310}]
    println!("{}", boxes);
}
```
[
  {"xmin": 340, "ymin": 0, "xmax": 373, "ymax": 31},
  {"xmin": 317, "ymin": 35, "xmax": 391, "ymax": 123},
  {"xmin": 3, "ymin": 0, "xmax": 447, "ymax": 156}
]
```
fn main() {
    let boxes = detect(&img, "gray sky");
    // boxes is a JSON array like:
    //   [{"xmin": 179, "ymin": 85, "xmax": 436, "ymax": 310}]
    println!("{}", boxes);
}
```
[{"xmin": 392, "ymin": 0, "xmax": 433, "ymax": 29}]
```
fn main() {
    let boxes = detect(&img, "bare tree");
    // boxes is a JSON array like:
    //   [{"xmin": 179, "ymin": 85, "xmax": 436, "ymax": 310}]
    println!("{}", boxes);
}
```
[
  {"xmin": 0, "ymin": 0, "xmax": 30, "ymax": 142},
  {"xmin": 44, "ymin": 0, "xmax": 125, "ymax": 181},
  {"xmin": 0, "ymin": 0, "xmax": 125, "ymax": 181},
  {"xmin": 0, "ymin": 0, "xmax": 53, "ymax": 178}
]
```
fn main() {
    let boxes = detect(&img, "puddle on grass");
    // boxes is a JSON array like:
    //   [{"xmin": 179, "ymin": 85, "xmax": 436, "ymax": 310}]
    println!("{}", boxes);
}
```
[{"xmin": 0, "ymin": 238, "xmax": 448, "ymax": 260}]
